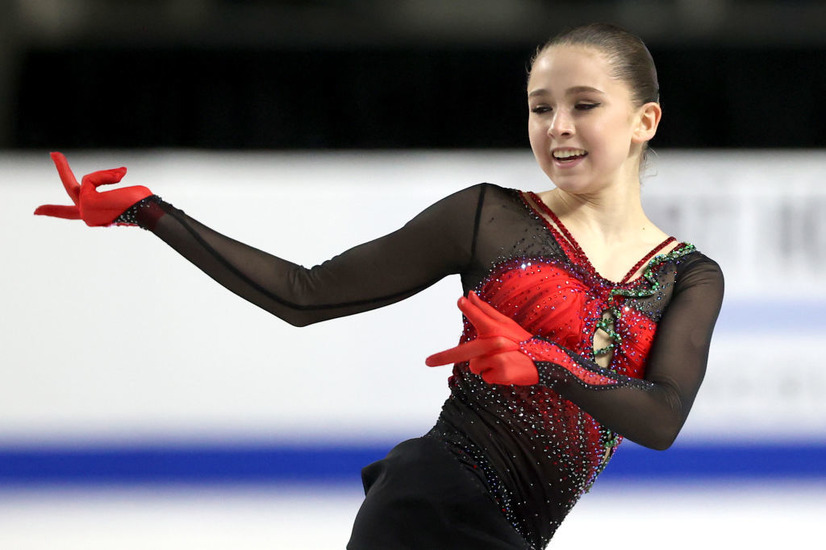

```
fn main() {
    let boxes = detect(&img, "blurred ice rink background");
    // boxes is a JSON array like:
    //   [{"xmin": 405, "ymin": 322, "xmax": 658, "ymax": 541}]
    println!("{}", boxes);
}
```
[{"xmin": 2, "ymin": 1, "xmax": 826, "ymax": 548}]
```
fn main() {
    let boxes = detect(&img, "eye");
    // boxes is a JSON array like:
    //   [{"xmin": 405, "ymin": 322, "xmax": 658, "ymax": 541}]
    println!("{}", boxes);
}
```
[
  {"xmin": 530, "ymin": 105, "xmax": 552, "ymax": 114},
  {"xmin": 575, "ymin": 102, "xmax": 600, "ymax": 111}
]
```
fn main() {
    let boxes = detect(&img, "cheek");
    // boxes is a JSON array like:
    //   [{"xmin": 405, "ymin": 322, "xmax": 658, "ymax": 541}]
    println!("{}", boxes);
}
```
[
  {"xmin": 527, "ymin": 129, "xmax": 552, "ymax": 173},
  {"xmin": 589, "ymin": 115, "xmax": 636, "ymax": 153},
  {"xmin": 528, "ymin": 134, "xmax": 550, "ymax": 168},
  {"xmin": 528, "ymin": 120, "xmax": 547, "ymax": 149}
]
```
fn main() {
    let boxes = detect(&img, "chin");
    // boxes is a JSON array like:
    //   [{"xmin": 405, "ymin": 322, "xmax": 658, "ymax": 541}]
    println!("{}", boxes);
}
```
[{"xmin": 546, "ymin": 172, "xmax": 588, "ymax": 191}]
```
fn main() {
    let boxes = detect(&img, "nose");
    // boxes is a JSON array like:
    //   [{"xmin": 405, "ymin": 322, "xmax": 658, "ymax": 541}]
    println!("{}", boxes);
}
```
[{"xmin": 548, "ymin": 110, "xmax": 574, "ymax": 138}]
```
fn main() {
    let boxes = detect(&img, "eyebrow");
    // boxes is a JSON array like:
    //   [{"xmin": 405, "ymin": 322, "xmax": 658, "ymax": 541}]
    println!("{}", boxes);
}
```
[{"xmin": 528, "ymin": 86, "xmax": 605, "ymax": 98}]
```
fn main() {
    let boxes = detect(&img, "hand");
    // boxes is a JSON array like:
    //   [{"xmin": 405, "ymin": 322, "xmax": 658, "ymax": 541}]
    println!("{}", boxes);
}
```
[
  {"xmin": 34, "ymin": 152, "xmax": 153, "ymax": 227},
  {"xmin": 426, "ymin": 291, "xmax": 539, "ymax": 385}
]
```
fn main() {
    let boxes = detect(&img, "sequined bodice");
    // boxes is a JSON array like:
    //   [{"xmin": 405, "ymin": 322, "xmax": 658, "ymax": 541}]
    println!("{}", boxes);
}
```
[{"xmin": 433, "ymin": 189, "xmax": 696, "ymax": 549}]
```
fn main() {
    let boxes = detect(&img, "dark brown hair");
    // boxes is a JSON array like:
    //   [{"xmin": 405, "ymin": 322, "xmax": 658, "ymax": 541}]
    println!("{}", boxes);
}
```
[{"xmin": 531, "ymin": 23, "xmax": 660, "ymax": 107}]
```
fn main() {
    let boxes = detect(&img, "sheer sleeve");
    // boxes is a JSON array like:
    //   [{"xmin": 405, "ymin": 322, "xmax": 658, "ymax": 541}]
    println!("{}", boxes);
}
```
[
  {"xmin": 131, "ymin": 185, "xmax": 487, "ymax": 327},
  {"xmin": 519, "ymin": 254, "xmax": 724, "ymax": 450}
]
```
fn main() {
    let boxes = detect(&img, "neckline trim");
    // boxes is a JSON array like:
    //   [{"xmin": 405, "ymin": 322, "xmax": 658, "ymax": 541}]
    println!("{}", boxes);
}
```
[{"xmin": 522, "ymin": 191, "xmax": 679, "ymax": 285}]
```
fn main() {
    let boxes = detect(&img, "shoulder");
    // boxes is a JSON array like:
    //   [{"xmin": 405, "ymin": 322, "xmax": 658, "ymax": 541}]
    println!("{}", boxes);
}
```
[
  {"xmin": 455, "ymin": 182, "xmax": 516, "ymax": 198},
  {"xmin": 676, "ymin": 249, "xmax": 722, "ymax": 276},
  {"xmin": 472, "ymin": 182, "xmax": 529, "ymax": 206},
  {"xmin": 434, "ymin": 182, "xmax": 523, "ymax": 212},
  {"xmin": 673, "ymin": 249, "xmax": 724, "ymax": 294}
]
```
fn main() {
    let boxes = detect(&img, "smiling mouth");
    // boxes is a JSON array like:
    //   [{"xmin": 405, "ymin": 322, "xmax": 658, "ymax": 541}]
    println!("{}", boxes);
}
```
[{"xmin": 552, "ymin": 148, "xmax": 588, "ymax": 162}]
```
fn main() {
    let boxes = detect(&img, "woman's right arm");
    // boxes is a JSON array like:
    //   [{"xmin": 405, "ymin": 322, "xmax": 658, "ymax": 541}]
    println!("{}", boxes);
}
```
[
  {"xmin": 36, "ymin": 153, "xmax": 487, "ymax": 327},
  {"xmin": 129, "ymin": 183, "xmax": 485, "ymax": 326}
]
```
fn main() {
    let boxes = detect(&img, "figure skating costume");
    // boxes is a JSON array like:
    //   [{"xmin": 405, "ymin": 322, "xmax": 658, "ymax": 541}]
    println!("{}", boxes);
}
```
[{"xmin": 125, "ymin": 183, "xmax": 723, "ymax": 549}]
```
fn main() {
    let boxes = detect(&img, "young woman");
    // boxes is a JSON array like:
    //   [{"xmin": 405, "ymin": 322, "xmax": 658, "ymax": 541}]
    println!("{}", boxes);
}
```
[{"xmin": 36, "ymin": 23, "xmax": 724, "ymax": 550}]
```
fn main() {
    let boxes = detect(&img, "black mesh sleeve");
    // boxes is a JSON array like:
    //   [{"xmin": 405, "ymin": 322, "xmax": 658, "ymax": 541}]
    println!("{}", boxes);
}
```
[{"xmin": 132, "ymin": 185, "xmax": 486, "ymax": 327}]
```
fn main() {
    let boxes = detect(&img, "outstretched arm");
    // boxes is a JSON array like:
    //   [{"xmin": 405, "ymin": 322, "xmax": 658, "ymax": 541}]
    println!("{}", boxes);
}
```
[
  {"xmin": 36, "ymin": 153, "xmax": 485, "ymax": 327},
  {"xmin": 427, "ymin": 258, "xmax": 724, "ymax": 450}
]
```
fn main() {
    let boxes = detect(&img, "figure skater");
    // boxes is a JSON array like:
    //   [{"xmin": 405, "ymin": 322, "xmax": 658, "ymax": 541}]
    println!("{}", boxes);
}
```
[{"xmin": 35, "ymin": 23, "xmax": 724, "ymax": 550}]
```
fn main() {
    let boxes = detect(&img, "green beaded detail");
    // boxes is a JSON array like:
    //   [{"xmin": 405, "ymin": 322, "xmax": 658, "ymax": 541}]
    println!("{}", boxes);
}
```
[
  {"xmin": 592, "ymin": 243, "xmax": 697, "ymax": 362},
  {"xmin": 593, "ymin": 312, "xmax": 621, "ymax": 357},
  {"xmin": 611, "ymin": 243, "xmax": 697, "ymax": 301},
  {"xmin": 591, "ymin": 243, "xmax": 697, "ymax": 469}
]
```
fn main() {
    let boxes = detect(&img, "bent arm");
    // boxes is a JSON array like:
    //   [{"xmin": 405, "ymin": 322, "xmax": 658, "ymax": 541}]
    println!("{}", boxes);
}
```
[
  {"xmin": 130, "ymin": 185, "xmax": 485, "ymax": 326},
  {"xmin": 523, "ymin": 256, "xmax": 724, "ymax": 450}
]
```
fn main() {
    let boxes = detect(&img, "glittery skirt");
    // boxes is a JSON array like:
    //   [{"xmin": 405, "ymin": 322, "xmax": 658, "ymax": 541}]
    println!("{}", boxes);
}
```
[{"xmin": 346, "ymin": 436, "xmax": 530, "ymax": 550}]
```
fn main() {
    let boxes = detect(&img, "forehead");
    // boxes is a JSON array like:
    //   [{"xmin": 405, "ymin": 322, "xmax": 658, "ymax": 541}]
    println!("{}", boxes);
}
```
[{"xmin": 527, "ymin": 45, "xmax": 619, "ymax": 95}]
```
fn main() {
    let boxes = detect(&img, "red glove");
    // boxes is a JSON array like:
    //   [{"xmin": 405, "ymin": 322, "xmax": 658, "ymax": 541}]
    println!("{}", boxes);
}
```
[
  {"xmin": 34, "ymin": 152, "xmax": 153, "ymax": 227},
  {"xmin": 426, "ymin": 291, "xmax": 539, "ymax": 385}
]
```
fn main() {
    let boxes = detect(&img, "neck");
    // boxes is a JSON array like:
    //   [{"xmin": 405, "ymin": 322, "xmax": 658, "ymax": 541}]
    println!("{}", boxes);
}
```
[{"xmin": 541, "ymin": 177, "xmax": 652, "ymax": 244}]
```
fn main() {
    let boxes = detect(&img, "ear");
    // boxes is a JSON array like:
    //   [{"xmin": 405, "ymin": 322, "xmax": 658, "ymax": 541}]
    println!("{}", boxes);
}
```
[{"xmin": 632, "ymin": 102, "xmax": 662, "ymax": 144}]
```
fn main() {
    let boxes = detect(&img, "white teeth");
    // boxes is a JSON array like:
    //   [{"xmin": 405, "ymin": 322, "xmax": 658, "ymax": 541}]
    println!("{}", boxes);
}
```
[{"xmin": 553, "ymin": 149, "xmax": 587, "ymax": 159}]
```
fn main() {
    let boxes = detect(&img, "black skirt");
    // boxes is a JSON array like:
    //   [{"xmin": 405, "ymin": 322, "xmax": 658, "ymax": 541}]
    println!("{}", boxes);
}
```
[{"xmin": 347, "ymin": 436, "xmax": 530, "ymax": 550}]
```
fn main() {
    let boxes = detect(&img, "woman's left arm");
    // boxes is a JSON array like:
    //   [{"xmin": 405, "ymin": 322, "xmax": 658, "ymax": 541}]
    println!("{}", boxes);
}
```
[
  {"xmin": 540, "ymin": 255, "xmax": 724, "ymax": 449},
  {"xmin": 427, "ymin": 255, "xmax": 724, "ymax": 450}
]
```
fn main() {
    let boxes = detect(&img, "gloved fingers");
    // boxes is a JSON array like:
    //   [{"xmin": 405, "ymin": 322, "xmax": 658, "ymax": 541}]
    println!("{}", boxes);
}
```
[
  {"xmin": 468, "ymin": 292, "xmax": 531, "ymax": 340},
  {"xmin": 425, "ymin": 336, "xmax": 518, "ymax": 367},
  {"xmin": 467, "ymin": 355, "xmax": 496, "ymax": 376},
  {"xmin": 469, "ymin": 353, "xmax": 517, "ymax": 376},
  {"xmin": 458, "ymin": 291, "xmax": 532, "ymax": 342},
  {"xmin": 81, "ymin": 166, "xmax": 128, "ymax": 190},
  {"xmin": 467, "ymin": 291, "xmax": 507, "ymax": 319},
  {"xmin": 33, "ymin": 204, "xmax": 82, "ymax": 219},
  {"xmin": 38, "ymin": 153, "xmax": 150, "ymax": 227},
  {"xmin": 425, "ymin": 339, "xmax": 486, "ymax": 366},
  {"xmin": 50, "ymin": 152, "xmax": 81, "ymax": 205},
  {"xmin": 456, "ymin": 294, "xmax": 500, "ymax": 336},
  {"xmin": 478, "ymin": 351, "xmax": 539, "ymax": 385}
]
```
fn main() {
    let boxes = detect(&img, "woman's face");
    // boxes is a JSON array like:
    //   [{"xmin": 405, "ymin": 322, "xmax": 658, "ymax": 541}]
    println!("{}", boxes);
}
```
[{"xmin": 527, "ymin": 45, "xmax": 657, "ymax": 194}]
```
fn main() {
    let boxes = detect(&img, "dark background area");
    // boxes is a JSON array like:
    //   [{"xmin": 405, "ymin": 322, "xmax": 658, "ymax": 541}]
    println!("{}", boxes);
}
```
[{"xmin": 3, "ymin": 0, "xmax": 825, "ymax": 150}]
